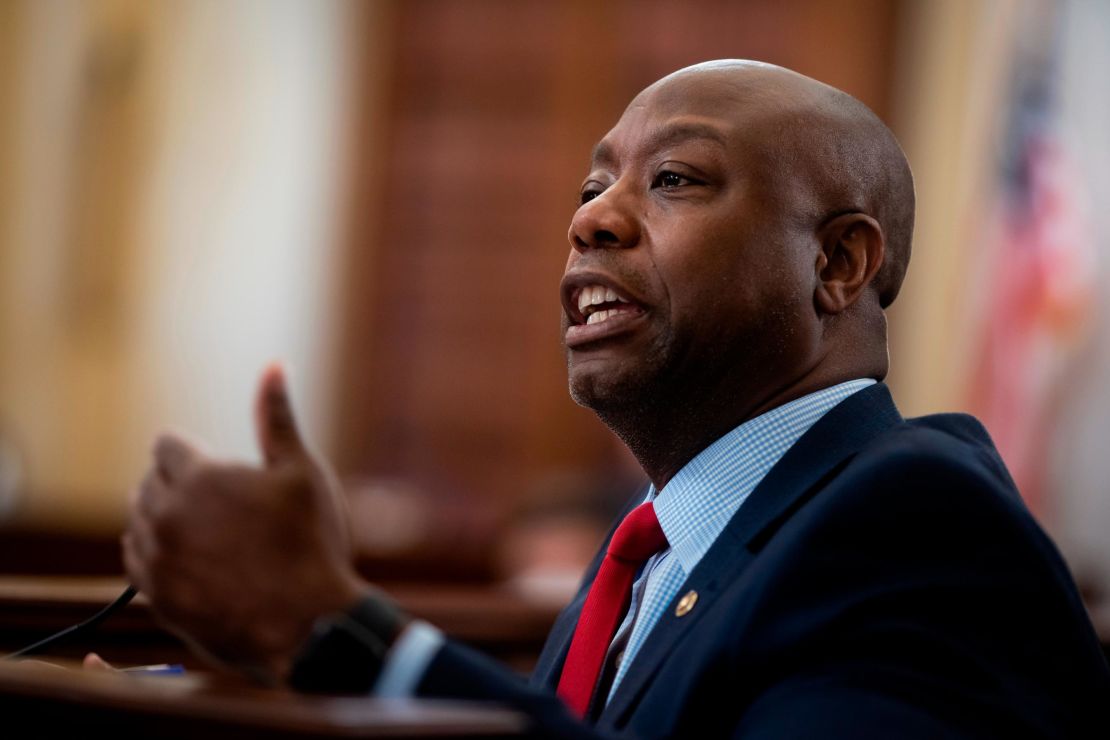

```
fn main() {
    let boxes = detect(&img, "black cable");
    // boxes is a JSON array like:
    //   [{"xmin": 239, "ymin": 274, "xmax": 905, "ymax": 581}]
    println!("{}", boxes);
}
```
[{"xmin": 3, "ymin": 585, "xmax": 138, "ymax": 660}]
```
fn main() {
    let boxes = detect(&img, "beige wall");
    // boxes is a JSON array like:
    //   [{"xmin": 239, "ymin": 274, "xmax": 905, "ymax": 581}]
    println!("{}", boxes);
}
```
[
  {"xmin": 0, "ymin": 0, "xmax": 368, "ymax": 531},
  {"xmin": 886, "ymin": 0, "xmax": 1022, "ymax": 416}
]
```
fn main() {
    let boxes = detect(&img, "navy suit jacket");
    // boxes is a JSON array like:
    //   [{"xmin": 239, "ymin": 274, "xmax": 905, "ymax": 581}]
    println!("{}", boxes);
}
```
[{"xmin": 417, "ymin": 384, "xmax": 1110, "ymax": 737}]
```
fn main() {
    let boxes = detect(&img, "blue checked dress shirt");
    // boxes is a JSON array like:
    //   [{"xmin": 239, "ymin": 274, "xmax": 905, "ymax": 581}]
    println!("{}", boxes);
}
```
[{"xmin": 374, "ymin": 379, "xmax": 877, "ymax": 701}]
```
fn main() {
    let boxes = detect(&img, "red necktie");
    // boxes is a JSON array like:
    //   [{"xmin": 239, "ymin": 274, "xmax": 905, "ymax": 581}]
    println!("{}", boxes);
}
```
[{"xmin": 557, "ymin": 501, "xmax": 668, "ymax": 717}]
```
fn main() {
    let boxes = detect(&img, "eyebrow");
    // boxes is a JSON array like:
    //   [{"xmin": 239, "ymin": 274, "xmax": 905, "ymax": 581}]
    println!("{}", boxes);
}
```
[{"xmin": 590, "ymin": 120, "xmax": 729, "ymax": 168}]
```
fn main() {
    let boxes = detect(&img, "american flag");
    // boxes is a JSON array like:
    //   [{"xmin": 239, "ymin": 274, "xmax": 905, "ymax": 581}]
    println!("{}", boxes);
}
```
[{"xmin": 967, "ymin": 6, "xmax": 1096, "ymax": 517}]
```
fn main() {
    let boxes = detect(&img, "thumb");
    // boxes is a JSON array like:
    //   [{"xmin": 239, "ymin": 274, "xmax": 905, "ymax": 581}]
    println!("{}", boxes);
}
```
[{"xmin": 254, "ymin": 362, "xmax": 307, "ymax": 466}]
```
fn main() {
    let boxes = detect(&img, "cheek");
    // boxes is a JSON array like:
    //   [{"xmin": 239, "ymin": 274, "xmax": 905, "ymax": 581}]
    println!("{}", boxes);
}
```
[
  {"xmin": 659, "ymin": 252, "xmax": 805, "ymax": 343},
  {"xmin": 654, "ymin": 232, "xmax": 759, "ymax": 311}
]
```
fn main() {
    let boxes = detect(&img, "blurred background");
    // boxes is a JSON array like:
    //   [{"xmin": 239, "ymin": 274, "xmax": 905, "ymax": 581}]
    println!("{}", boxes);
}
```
[{"xmin": 1, "ymin": 0, "xmax": 1108, "ymax": 638}]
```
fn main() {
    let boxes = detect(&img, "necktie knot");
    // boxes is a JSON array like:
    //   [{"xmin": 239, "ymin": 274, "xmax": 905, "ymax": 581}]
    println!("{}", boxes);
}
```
[{"xmin": 607, "ymin": 501, "xmax": 668, "ymax": 563}]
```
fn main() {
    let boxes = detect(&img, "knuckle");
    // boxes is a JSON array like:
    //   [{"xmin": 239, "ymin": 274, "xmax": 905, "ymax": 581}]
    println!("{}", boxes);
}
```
[
  {"xmin": 152, "ymin": 433, "xmax": 174, "ymax": 457},
  {"xmin": 148, "ymin": 512, "xmax": 177, "ymax": 542},
  {"xmin": 182, "ymin": 462, "xmax": 223, "ymax": 497},
  {"xmin": 180, "ymin": 463, "xmax": 209, "ymax": 491},
  {"xmin": 275, "ymin": 465, "xmax": 314, "ymax": 501}
]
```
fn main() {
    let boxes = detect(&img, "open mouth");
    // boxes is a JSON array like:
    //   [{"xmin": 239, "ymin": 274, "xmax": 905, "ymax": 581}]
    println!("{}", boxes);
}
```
[
  {"xmin": 570, "ymin": 284, "xmax": 643, "ymax": 326},
  {"xmin": 563, "ymin": 281, "xmax": 646, "ymax": 348}
]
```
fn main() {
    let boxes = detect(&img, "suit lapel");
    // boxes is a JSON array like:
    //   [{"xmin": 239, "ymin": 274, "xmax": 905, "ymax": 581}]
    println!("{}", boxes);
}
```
[{"xmin": 599, "ymin": 383, "xmax": 903, "ymax": 725}]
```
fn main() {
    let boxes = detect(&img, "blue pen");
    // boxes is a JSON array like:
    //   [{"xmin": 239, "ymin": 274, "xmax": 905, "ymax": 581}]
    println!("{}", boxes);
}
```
[{"xmin": 120, "ymin": 663, "xmax": 186, "ymax": 675}]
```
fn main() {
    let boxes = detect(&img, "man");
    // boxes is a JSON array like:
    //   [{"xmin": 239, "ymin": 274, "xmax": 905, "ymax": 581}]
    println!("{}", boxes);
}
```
[{"xmin": 124, "ymin": 61, "xmax": 1109, "ymax": 737}]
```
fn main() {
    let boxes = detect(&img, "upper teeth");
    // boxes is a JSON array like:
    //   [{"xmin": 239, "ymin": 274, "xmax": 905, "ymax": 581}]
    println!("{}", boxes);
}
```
[{"xmin": 577, "ymin": 284, "xmax": 627, "ymax": 316}]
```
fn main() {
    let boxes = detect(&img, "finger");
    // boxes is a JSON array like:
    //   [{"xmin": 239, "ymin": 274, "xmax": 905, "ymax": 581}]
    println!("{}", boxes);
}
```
[
  {"xmin": 121, "ymin": 531, "xmax": 152, "ymax": 595},
  {"xmin": 83, "ymin": 653, "xmax": 116, "ymax": 672},
  {"xmin": 134, "ymin": 468, "xmax": 171, "ymax": 521},
  {"xmin": 153, "ymin": 433, "xmax": 200, "ymax": 484},
  {"xmin": 126, "ymin": 495, "xmax": 158, "ymax": 560},
  {"xmin": 254, "ymin": 362, "xmax": 307, "ymax": 466}
]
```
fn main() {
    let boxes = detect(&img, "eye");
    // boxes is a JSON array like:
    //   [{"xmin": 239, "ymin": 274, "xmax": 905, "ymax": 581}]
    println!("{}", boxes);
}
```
[
  {"xmin": 652, "ymin": 170, "xmax": 697, "ymax": 190},
  {"xmin": 579, "ymin": 187, "xmax": 603, "ymax": 205}
]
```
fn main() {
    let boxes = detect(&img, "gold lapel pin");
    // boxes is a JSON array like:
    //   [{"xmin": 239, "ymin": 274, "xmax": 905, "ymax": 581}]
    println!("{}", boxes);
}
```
[{"xmin": 675, "ymin": 589, "xmax": 698, "ymax": 617}]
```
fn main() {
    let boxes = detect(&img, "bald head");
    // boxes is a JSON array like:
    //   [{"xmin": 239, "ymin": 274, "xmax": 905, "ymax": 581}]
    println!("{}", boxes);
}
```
[
  {"xmin": 563, "ymin": 60, "xmax": 916, "ymax": 484},
  {"xmin": 639, "ymin": 61, "xmax": 915, "ymax": 308}
]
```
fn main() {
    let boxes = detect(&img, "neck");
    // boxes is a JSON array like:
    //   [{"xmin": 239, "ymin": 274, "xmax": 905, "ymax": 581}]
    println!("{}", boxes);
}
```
[{"xmin": 600, "ymin": 362, "xmax": 878, "ymax": 490}]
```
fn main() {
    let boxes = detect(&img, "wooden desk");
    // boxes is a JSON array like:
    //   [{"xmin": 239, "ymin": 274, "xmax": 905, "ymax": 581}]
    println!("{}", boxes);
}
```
[
  {"xmin": 0, "ymin": 660, "xmax": 527, "ymax": 737},
  {"xmin": 0, "ymin": 576, "xmax": 561, "ymax": 671}
]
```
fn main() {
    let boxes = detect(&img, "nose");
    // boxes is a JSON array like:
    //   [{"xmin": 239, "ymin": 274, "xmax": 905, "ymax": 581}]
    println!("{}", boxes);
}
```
[{"xmin": 567, "ymin": 185, "xmax": 641, "ymax": 253}]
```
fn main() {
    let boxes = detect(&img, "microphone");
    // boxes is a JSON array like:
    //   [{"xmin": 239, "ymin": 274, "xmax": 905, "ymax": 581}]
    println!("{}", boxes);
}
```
[{"xmin": 3, "ymin": 585, "xmax": 138, "ymax": 660}]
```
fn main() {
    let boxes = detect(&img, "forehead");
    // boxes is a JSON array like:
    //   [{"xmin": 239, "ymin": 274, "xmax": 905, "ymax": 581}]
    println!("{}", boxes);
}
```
[{"xmin": 591, "ymin": 70, "xmax": 790, "ymax": 167}]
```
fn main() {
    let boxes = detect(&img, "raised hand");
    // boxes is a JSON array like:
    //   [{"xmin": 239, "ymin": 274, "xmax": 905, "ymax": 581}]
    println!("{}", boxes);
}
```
[{"xmin": 123, "ymin": 364, "xmax": 368, "ymax": 681}]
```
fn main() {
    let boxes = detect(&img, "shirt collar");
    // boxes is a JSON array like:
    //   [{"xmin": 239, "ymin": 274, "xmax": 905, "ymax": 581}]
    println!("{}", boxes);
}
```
[{"xmin": 649, "ymin": 379, "xmax": 877, "ymax": 575}]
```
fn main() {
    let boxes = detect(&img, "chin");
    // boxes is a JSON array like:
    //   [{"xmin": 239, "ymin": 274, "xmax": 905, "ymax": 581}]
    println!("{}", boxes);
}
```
[
  {"xmin": 565, "ymin": 334, "xmax": 676, "ymax": 415},
  {"xmin": 569, "ymin": 370, "xmax": 624, "ymax": 411},
  {"xmin": 568, "ymin": 364, "xmax": 657, "ymax": 416}
]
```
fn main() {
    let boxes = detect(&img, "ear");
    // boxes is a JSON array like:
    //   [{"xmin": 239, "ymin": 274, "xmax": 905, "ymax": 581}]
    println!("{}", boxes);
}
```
[{"xmin": 813, "ymin": 212, "xmax": 885, "ymax": 315}]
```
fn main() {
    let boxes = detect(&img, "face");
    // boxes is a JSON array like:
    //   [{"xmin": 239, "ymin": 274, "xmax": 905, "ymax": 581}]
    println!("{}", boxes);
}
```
[{"xmin": 560, "ymin": 69, "xmax": 820, "ymax": 415}]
